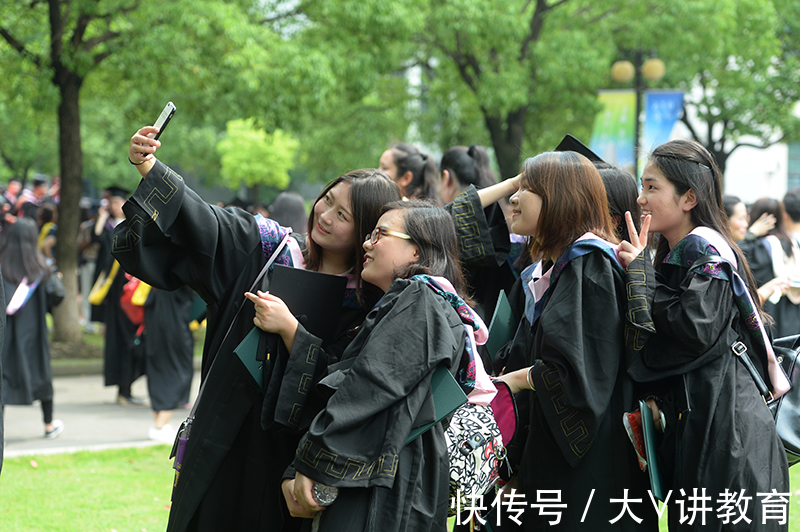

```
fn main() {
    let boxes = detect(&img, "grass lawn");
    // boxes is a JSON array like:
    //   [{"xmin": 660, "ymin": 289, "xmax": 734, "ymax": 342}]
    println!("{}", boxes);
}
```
[
  {"xmin": 2, "ymin": 445, "xmax": 800, "ymax": 531},
  {"xmin": 0, "ymin": 446, "xmax": 175, "ymax": 532}
]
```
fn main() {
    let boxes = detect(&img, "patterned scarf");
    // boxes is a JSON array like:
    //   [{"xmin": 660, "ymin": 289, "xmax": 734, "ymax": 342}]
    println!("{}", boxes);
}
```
[
  {"xmin": 664, "ymin": 226, "xmax": 790, "ymax": 398},
  {"xmin": 410, "ymin": 274, "xmax": 495, "ymax": 405}
]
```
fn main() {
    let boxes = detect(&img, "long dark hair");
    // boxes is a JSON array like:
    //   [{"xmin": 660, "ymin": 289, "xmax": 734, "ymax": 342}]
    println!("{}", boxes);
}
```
[
  {"xmin": 388, "ymin": 143, "xmax": 439, "ymax": 201},
  {"xmin": 749, "ymin": 197, "xmax": 794, "ymax": 259},
  {"xmin": 0, "ymin": 217, "xmax": 50, "ymax": 285},
  {"xmin": 383, "ymin": 200, "xmax": 472, "ymax": 303},
  {"xmin": 303, "ymin": 169, "xmax": 401, "ymax": 304},
  {"xmin": 439, "ymin": 145, "xmax": 497, "ymax": 192},
  {"xmin": 519, "ymin": 151, "xmax": 618, "ymax": 263},
  {"xmin": 648, "ymin": 140, "xmax": 762, "ymax": 314},
  {"xmin": 594, "ymin": 161, "xmax": 641, "ymax": 243}
]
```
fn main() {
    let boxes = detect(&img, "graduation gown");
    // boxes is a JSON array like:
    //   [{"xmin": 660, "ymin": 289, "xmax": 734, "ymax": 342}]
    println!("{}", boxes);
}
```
[
  {"xmin": 445, "ymin": 185, "xmax": 516, "ymax": 321},
  {"xmin": 111, "ymin": 160, "xmax": 366, "ymax": 532},
  {"xmin": 102, "ymin": 269, "xmax": 142, "ymax": 392},
  {"xmin": 144, "ymin": 286, "xmax": 195, "ymax": 412},
  {"xmin": 739, "ymin": 234, "xmax": 800, "ymax": 338},
  {"xmin": 292, "ymin": 277, "xmax": 470, "ymax": 532},
  {"xmin": 627, "ymin": 231, "xmax": 789, "ymax": 531},
  {"xmin": 2, "ymin": 277, "xmax": 52, "ymax": 406},
  {"xmin": 516, "ymin": 240, "xmax": 656, "ymax": 531}
]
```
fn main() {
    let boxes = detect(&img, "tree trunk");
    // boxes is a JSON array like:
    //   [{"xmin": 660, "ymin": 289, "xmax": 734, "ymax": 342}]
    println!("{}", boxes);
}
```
[
  {"xmin": 705, "ymin": 142, "xmax": 729, "ymax": 189},
  {"xmin": 51, "ymin": 73, "xmax": 83, "ymax": 344},
  {"xmin": 484, "ymin": 106, "xmax": 527, "ymax": 180}
]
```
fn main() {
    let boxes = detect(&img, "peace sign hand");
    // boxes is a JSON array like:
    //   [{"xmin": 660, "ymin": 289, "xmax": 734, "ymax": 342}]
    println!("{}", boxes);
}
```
[{"xmin": 617, "ymin": 211, "xmax": 651, "ymax": 269}]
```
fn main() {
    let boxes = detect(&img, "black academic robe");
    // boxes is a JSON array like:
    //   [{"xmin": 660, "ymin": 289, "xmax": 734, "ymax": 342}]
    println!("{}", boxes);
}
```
[
  {"xmin": 517, "ymin": 250, "xmax": 656, "ymax": 531},
  {"xmin": 111, "ymin": 160, "xmax": 365, "ymax": 532},
  {"xmin": 102, "ymin": 269, "xmax": 143, "ymax": 394},
  {"xmin": 2, "ymin": 277, "xmax": 54, "ymax": 406},
  {"xmin": 445, "ymin": 185, "xmax": 515, "ymax": 321},
  {"xmin": 293, "ymin": 278, "xmax": 466, "ymax": 532},
  {"xmin": 144, "ymin": 286, "xmax": 195, "ymax": 412},
  {"xmin": 739, "ymin": 235, "xmax": 800, "ymax": 338},
  {"xmin": 0, "ymin": 270, "xmax": 5, "ymax": 474},
  {"xmin": 90, "ymin": 218, "xmax": 121, "ymax": 323},
  {"xmin": 627, "ymin": 250, "xmax": 789, "ymax": 531}
]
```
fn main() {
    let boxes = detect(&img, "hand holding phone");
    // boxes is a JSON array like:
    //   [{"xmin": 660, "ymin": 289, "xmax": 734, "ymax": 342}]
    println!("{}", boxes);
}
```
[{"xmin": 153, "ymin": 101, "xmax": 176, "ymax": 140}]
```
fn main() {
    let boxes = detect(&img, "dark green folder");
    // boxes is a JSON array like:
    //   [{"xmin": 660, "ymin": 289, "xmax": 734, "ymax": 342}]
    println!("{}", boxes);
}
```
[
  {"xmin": 485, "ymin": 290, "xmax": 515, "ymax": 362},
  {"xmin": 235, "ymin": 327, "xmax": 264, "ymax": 388},
  {"xmin": 405, "ymin": 366, "xmax": 468, "ymax": 446},
  {"xmin": 639, "ymin": 399, "xmax": 666, "ymax": 501}
]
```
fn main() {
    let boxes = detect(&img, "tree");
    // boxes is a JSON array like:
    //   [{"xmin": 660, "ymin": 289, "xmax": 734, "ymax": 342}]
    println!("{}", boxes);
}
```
[
  {"xmin": 216, "ymin": 118, "xmax": 299, "ymax": 204},
  {"xmin": 666, "ymin": 0, "xmax": 800, "ymax": 175},
  {"xmin": 0, "ymin": 0, "xmax": 146, "ymax": 343}
]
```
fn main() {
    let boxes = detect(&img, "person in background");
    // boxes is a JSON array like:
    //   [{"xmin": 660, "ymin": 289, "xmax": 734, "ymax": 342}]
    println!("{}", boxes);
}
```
[
  {"xmin": 268, "ymin": 191, "xmax": 307, "ymax": 233},
  {"xmin": 0, "ymin": 265, "xmax": 6, "ymax": 473},
  {"xmin": 145, "ymin": 285, "xmax": 196, "ymax": 443},
  {"xmin": 739, "ymin": 197, "xmax": 799, "ymax": 336},
  {"xmin": 438, "ymin": 145, "xmax": 497, "ymax": 205},
  {"xmin": 378, "ymin": 143, "xmax": 439, "ymax": 202},
  {"xmin": 723, "ymin": 193, "xmax": 776, "ymax": 243},
  {"xmin": 92, "ymin": 186, "xmax": 145, "ymax": 405},
  {"xmin": 77, "ymin": 199, "xmax": 101, "ymax": 331},
  {"xmin": 16, "ymin": 178, "xmax": 48, "ymax": 220},
  {"xmin": 37, "ymin": 201, "xmax": 58, "ymax": 265},
  {"xmin": 3, "ymin": 178, "xmax": 21, "ymax": 207},
  {"xmin": 1, "ymin": 218, "xmax": 64, "ymax": 439}
]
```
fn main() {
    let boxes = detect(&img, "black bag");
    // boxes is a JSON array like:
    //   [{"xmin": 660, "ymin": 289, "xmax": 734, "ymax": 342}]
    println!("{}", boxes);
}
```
[
  {"xmin": 770, "ymin": 334, "xmax": 800, "ymax": 466},
  {"xmin": 44, "ymin": 271, "xmax": 65, "ymax": 308}
]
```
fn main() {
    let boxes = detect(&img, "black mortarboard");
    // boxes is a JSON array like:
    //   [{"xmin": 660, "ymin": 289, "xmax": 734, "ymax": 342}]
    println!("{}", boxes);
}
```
[
  {"xmin": 554, "ymin": 134, "xmax": 604, "ymax": 163},
  {"xmin": 106, "ymin": 186, "xmax": 130, "ymax": 199}
]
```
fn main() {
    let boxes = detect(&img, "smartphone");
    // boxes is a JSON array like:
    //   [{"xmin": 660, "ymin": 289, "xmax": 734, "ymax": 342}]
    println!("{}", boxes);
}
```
[{"xmin": 153, "ymin": 101, "xmax": 176, "ymax": 140}]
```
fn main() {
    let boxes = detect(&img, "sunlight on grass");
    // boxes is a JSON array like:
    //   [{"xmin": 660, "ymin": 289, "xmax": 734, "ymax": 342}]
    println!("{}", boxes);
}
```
[{"xmin": 0, "ymin": 446, "xmax": 175, "ymax": 532}]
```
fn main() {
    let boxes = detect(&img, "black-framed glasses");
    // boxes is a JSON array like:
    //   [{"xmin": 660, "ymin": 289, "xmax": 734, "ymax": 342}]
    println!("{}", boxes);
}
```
[{"xmin": 364, "ymin": 227, "xmax": 412, "ymax": 245}]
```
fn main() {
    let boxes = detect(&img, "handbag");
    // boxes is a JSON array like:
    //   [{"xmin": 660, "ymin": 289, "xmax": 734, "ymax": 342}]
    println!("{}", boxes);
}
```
[
  {"xmin": 445, "ymin": 380, "xmax": 515, "ymax": 517},
  {"xmin": 769, "ymin": 335, "xmax": 800, "ymax": 466},
  {"xmin": 169, "ymin": 233, "xmax": 291, "ymax": 499}
]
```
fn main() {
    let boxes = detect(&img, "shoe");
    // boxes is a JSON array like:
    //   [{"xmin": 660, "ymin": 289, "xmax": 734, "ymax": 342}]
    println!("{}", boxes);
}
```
[
  {"xmin": 45, "ymin": 420, "xmax": 64, "ymax": 439},
  {"xmin": 149, "ymin": 424, "xmax": 177, "ymax": 444},
  {"xmin": 117, "ymin": 394, "xmax": 146, "ymax": 406}
]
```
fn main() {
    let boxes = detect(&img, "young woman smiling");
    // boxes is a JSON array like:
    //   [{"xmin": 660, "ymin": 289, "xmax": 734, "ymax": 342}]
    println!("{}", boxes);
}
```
[
  {"xmin": 119, "ymin": 126, "xmax": 401, "ymax": 532},
  {"xmin": 619, "ymin": 140, "xmax": 789, "ymax": 532}
]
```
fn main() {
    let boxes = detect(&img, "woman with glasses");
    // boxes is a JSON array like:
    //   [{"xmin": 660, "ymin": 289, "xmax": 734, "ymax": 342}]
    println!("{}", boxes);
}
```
[
  {"xmin": 119, "ymin": 126, "xmax": 401, "ymax": 532},
  {"xmin": 283, "ymin": 201, "xmax": 491, "ymax": 531}
]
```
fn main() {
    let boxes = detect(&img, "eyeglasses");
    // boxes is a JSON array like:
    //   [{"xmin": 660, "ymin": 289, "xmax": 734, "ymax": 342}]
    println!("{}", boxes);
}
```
[{"xmin": 364, "ymin": 227, "xmax": 412, "ymax": 245}]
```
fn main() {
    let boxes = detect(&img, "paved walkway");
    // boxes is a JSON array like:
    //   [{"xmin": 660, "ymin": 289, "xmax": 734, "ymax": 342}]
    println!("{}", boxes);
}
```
[{"xmin": 4, "ymin": 370, "xmax": 201, "ymax": 458}]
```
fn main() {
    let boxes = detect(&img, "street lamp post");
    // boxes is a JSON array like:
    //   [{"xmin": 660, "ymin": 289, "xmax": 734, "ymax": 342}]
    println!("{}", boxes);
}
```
[{"xmin": 610, "ymin": 48, "xmax": 665, "ymax": 177}]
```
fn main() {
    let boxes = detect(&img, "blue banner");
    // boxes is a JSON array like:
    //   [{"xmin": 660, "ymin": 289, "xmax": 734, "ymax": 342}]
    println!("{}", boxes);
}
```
[{"xmin": 640, "ymin": 91, "xmax": 684, "ymax": 176}]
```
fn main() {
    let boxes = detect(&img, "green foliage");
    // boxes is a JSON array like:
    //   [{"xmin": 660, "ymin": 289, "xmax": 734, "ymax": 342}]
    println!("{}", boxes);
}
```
[{"xmin": 216, "ymin": 118, "xmax": 298, "ymax": 190}]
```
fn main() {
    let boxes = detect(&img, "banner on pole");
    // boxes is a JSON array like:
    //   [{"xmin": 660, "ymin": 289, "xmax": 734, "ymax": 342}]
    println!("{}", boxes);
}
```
[{"xmin": 589, "ymin": 90, "xmax": 637, "ymax": 177}]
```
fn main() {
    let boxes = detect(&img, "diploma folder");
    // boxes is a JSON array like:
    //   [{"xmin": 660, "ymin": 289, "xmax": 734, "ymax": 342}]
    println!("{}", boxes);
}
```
[
  {"xmin": 485, "ymin": 290, "xmax": 515, "ymax": 362},
  {"xmin": 639, "ymin": 399, "xmax": 666, "ymax": 501},
  {"xmin": 234, "ymin": 265, "xmax": 347, "ymax": 388},
  {"xmin": 405, "ymin": 366, "xmax": 468, "ymax": 446}
]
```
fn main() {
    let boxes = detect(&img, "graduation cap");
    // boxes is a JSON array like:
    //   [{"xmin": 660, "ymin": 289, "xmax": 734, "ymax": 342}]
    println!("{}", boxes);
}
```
[
  {"xmin": 554, "ymin": 134, "xmax": 604, "ymax": 163},
  {"xmin": 106, "ymin": 186, "xmax": 130, "ymax": 199}
]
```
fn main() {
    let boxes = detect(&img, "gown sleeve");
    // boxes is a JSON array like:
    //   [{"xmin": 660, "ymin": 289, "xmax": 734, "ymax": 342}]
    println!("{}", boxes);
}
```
[
  {"xmin": 293, "ymin": 282, "xmax": 463, "ymax": 489},
  {"xmin": 111, "ymin": 160, "xmax": 268, "ymax": 306},
  {"xmin": 739, "ymin": 236, "xmax": 774, "ymax": 287},
  {"xmin": 527, "ymin": 251, "xmax": 626, "ymax": 467},
  {"xmin": 445, "ymin": 184, "xmax": 510, "ymax": 268}
]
